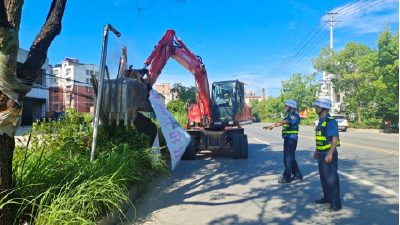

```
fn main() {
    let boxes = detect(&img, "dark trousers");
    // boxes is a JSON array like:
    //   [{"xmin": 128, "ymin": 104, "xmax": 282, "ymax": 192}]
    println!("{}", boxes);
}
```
[
  {"xmin": 318, "ymin": 153, "xmax": 342, "ymax": 208},
  {"xmin": 283, "ymin": 138, "xmax": 302, "ymax": 180}
]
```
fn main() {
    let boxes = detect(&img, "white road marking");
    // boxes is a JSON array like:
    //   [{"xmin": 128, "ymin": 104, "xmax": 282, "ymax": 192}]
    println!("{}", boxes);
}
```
[
  {"xmin": 368, "ymin": 137, "xmax": 399, "ymax": 142},
  {"xmin": 253, "ymin": 138, "xmax": 270, "ymax": 145},
  {"xmin": 312, "ymin": 163, "xmax": 399, "ymax": 197}
]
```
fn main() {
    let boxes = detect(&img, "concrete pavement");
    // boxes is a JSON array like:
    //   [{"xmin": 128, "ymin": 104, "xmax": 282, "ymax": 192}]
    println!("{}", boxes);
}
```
[{"xmin": 118, "ymin": 123, "xmax": 399, "ymax": 225}]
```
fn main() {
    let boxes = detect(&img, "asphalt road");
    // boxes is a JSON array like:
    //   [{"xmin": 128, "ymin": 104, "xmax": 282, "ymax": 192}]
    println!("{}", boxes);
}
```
[{"xmin": 120, "ymin": 123, "xmax": 399, "ymax": 225}]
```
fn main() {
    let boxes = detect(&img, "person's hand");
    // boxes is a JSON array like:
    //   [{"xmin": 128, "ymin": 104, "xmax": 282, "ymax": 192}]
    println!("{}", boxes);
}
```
[
  {"xmin": 263, "ymin": 126, "xmax": 273, "ymax": 130},
  {"xmin": 313, "ymin": 150, "xmax": 318, "ymax": 160},
  {"xmin": 325, "ymin": 152, "xmax": 333, "ymax": 164}
]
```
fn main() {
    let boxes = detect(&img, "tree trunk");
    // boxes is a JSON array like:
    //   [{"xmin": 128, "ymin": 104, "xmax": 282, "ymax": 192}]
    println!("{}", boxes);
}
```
[
  {"xmin": 0, "ymin": 133, "xmax": 15, "ymax": 225},
  {"xmin": 0, "ymin": 0, "xmax": 67, "ymax": 223},
  {"xmin": 357, "ymin": 100, "xmax": 361, "ymax": 123},
  {"xmin": 355, "ymin": 86, "xmax": 361, "ymax": 123}
]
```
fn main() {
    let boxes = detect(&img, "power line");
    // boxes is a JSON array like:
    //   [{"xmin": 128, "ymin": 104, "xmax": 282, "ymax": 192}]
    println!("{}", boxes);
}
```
[
  {"xmin": 32, "ymin": 85, "xmax": 94, "ymax": 100},
  {"xmin": 259, "ymin": 0, "xmax": 386, "ymax": 84},
  {"xmin": 165, "ymin": 0, "xmax": 175, "ymax": 29}
]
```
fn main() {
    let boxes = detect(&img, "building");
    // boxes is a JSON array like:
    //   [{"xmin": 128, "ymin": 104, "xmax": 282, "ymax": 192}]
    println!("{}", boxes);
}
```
[
  {"xmin": 318, "ymin": 71, "xmax": 344, "ymax": 113},
  {"xmin": 50, "ymin": 58, "xmax": 99, "ymax": 113},
  {"xmin": 245, "ymin": 96, "xmax": 261, "ymax": 105},
  {"xmin": 245, "ymin": 89, "xmax": 257, "ymax": 97},
  {"xmin": 155, "ymin": 83, "xmax": 177, "ymax": 105},
  {"xmin": 18, "ymin": 48, "xmax": 50, "ymax": 125}
]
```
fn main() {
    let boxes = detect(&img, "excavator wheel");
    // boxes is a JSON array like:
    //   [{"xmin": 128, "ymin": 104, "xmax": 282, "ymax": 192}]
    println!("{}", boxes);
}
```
[
  {"xmin": 240, "ymin": 134, "xmax": 248, "ymax": 159},
  {"xmin": 233, "ymin": 134, "xmax": 241, "ymax": 159},
  {"xmin": 184, "ymin": 136, "xmax": 196, "ymax": 160},
  {"xmin": 181, "ymin": 148, "xmax": 188, "ymax": 160}
]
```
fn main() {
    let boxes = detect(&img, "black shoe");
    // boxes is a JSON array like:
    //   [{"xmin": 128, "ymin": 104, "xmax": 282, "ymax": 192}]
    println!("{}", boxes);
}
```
[
  {"xmin": 326, "ymin": 206, "xmax": 342, "ymax": 212},
  {"xmin": 315, "ymin": 198, "xmax": 330, "ymax": 204},
  {"xmin": 278, "ymin": 179, "xmax": 292, "ymax": 184},
  {"xmin": 291, "ymin": 176, "xmax": 303, "ymax": 182}
]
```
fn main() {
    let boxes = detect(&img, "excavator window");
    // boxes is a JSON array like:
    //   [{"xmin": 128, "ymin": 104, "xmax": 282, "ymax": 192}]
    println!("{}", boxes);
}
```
[{"xmin": 236, "ymin": 83, "xmax": 244, "ymax": 117}]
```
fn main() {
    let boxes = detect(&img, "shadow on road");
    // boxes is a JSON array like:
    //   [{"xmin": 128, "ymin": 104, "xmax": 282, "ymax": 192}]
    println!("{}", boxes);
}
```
[{"xmin": 122, "ymin": 142, "xmax": 399, "ymax": 225}]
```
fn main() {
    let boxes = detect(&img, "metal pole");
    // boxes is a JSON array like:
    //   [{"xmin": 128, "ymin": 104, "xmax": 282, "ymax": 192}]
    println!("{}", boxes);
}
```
[
  {"xmin": 90, "ymin": 24, "xmax": 121, "ymax": 162},
  {"xmin": 324, "ymin": 12, "xmax": 338, "ymax": 51}
]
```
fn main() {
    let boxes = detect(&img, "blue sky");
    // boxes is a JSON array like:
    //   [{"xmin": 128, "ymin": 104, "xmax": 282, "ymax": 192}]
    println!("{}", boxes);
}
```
[{"xmin": 19, "ymin": 0, "xmax": 399, "ymax": 97}]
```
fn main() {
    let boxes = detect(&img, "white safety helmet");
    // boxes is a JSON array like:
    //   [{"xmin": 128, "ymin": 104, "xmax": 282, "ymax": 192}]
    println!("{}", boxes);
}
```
[
  {"xmin": 314, "ymin": 98, "xmax": 332, "ymax": 110},
  {"xmin": 285, "ymin": 99, "xmax": 297, "ymax": 109}
]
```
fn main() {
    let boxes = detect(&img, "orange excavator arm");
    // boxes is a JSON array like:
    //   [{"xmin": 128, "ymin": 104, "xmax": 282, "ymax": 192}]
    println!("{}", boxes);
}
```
[{"xmin": 144, "ymin": 30, "xmax": 212, "ymax": 124}]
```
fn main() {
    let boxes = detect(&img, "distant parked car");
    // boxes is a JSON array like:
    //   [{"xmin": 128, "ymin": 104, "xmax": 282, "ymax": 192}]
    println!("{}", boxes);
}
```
[
  {"xmin": 313, "ymin": 118, "xmax": 319, "ymax": 131},
  {"xmin": 312, "ymin": 114, "xmax": 349, "ymax": 132},
  {"xmin": 331, "ymin": 114, "xmax": 349, "ymax": 132}
]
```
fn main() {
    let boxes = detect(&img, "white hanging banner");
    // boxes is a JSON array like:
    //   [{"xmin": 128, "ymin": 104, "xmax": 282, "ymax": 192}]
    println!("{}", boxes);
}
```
[
  {"xmin": 148, "ymin": 90, "xmax": 191, "ymax": 172},
  {"xmin": 151, "ymin": 133, "xmax": 160, "ymax": 166}
]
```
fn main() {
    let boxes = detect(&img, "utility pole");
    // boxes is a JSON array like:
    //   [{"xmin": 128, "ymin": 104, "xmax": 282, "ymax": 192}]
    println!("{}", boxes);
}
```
[
  {"xmin": 324, "ymin": 12, "xmax": 340, "ymax": 50},
  {"xmin": 324, "ymin": 12, "xmax": 340, "ymax": 107}
]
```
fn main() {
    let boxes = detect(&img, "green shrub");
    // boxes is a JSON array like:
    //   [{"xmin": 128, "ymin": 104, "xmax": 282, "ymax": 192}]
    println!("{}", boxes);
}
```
[
  {"xmin": 261, "ymin": 117, "xmax": 283, "ymax": 123},
  {"xmin": 7, "ymin": 110, "xmax": 167, "ymax": 224},
  {"xmin": 349, "ymin": 119, "xmax": 385, "ymax": 129}
]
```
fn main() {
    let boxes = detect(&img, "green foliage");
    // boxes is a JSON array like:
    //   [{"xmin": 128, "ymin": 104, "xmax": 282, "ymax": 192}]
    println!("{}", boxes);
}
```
[
  {"xmin": 301, "ymin": 110, "xmax": 318, "ymax": 125},
  {"xmin": 166, "ymin": 100, "xmax": 186, "ymax": 115},
  {"xmin": 249, "ymin": 99, "xmax": 259, "ymax": 118},
  {"xmin": 312, "ymin": 24, "xmax": 399, "ymax": 124},
  {"xmin": 171, "ymin": 83, "xmax": 197, "ymax": 103},
  {"xmin": 7, "ymin": 110, "xmax": 167, "ymax": 224},
  {"xmin": 280, "ymin": 73, "xmax": 320, "ymax": 111},
  {"xmin": 257, "ymin": 97, "xmax": 285, "ymax": 120},
  {"xmin": 349, "ymin": 119, "xmax": 385, "ymax": 129}
]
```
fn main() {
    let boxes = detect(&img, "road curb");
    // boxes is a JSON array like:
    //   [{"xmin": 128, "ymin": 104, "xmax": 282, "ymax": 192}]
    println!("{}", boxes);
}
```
[
  {"xmin": 347, "ymin": 128, "xmax": 399, "ymax": 134},
  {"xmin": 97, "ymin": 160, "xmax": 170, "ymax": 225}
]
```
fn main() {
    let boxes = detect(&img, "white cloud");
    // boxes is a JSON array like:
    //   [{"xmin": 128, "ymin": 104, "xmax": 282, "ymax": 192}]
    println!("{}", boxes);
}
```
[{"xmin": 331, "ymin": 0, "xmax": 399, "ymax": 34}]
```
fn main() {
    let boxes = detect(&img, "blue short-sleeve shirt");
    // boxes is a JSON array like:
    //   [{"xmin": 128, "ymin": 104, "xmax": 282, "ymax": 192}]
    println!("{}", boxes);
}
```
[
  {"xmin": 282, "ymin": 111, "xmax": 300, "ymax": 140},
  {"xmin": 317, "ymin": 113, "xmax": 338, "ymax": 154}
]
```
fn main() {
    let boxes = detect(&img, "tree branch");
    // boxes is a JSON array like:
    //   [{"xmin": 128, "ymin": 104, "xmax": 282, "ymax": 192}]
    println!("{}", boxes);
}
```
[
  {"xmin": 1, "ymin": 0, "xmax": 23, "ymax": 28},
  {"xmin": 17, "ymin": 0, "xmax": 67, "ymax": 81}
]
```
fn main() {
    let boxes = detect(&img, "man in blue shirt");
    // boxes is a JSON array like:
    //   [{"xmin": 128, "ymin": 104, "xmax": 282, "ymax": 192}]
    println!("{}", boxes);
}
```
[
  {"xmin": 313, "ymin": 98, "xmax": 342, "ymax": 212},
  {"xmin": 263, "ymin": 99, "xmax": 303, "ymax": 184}
]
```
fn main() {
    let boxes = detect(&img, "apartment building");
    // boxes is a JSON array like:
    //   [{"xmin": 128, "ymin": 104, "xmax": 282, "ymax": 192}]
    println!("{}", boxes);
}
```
[
  {"xmin": 155, "ymin": 83, "xmax": 177, "ymax": 105},
  {"xmin": 318, "ymin": 71, "xmax": 345, "ymax": 113},
  {"xmin": 17, "ymin": 48, "xmax": 50, "ymax": 125},
  {"xmin": 50, "ymin": 58, "xmax": 99, "ymax": 113}
]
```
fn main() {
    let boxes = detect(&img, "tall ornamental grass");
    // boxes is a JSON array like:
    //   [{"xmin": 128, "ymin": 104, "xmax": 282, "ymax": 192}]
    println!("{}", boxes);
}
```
[{"xmin": 2, "ymin": 111, "xmax": 167, "ymax": 224}]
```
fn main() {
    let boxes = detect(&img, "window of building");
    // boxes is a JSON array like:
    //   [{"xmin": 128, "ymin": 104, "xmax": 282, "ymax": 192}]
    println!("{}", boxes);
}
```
[
  {"xmin": 53, "ymin": 87, "xmax": 59, "ymax": 93},
  {"xmin": 66, "ymin": 86, "xmax": 71, "ymax": 91},
  {"xmin": 86, "ymin": 104, "xmax": 93, "ymax": 109},
  {"xmin": 90, "ymin": 70, "xmax": 94, "ymax": 75},
  {"xmin": 53, "ymin": 104, "xmax": 59, "ymax": 110},
  {"xmin": 86, "ymin": 70, "xmax": 89, "ymax": 75},
  {"xmin": 86, "ymin": 97, "xmax": 92, "ymax": 101},
  {"xmin": 86, "ymin": 87, "xmax": 92, "ymax": 93},
  {"xmin": 53, "ymin": 96, "xmax": 59, "ymax": 101},
  {"xmin": 336, "ymin": 94, "xmax": 340, "ymax": 103},
  {"xmin": 53, "ymin": 70, "xmax": 59, "ymax": 75},
  {"xmin": 86, "ymin": 78, "xmax": 90, "ymax": 84},
  {"xmin": 66, "ymin": 78, "xmax": 71, "ymax": 82},
  {"xmin": 66, "ymin": 68, "xmax": 71, "ymax": 76}
]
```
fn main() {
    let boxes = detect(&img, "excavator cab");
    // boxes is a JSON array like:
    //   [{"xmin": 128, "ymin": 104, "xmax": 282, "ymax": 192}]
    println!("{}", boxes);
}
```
[{"xmin": 211, "ymin": 80, "xmax": 248, "ymax": 129}]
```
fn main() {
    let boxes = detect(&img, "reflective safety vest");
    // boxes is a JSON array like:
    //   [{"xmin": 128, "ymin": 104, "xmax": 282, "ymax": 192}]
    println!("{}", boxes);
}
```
[
  {"xmin": 315, "ymin": 117, "xmax": 340, "ymax": 151},
  {"xmin": 282, "ymin": 123, "xmax": 299, "ymax": 134}
]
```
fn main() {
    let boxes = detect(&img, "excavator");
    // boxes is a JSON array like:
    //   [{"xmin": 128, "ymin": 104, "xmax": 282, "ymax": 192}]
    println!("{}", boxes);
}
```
[{"xmin": 143, "ymin": 30, "xmax": 252, "ymax": 160}]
